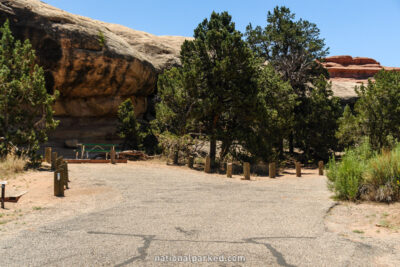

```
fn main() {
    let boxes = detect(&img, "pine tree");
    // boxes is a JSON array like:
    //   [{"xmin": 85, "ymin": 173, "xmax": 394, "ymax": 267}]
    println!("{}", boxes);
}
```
[{"xmin": 0, "ymin": 20, "xmax": 58, "ymax": 164}]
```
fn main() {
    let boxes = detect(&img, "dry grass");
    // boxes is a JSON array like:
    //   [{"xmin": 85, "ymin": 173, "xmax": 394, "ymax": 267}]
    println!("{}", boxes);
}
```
[{"xmin": 0, "ymin": 153, "xmax": 27, "ymax": 179}]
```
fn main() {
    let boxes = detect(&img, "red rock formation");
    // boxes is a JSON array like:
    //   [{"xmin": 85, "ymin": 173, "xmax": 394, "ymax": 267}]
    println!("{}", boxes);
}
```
[
  {"xmin": 321, "ymin": 55, "xmax": 400, "ymax": 101},
  {"xmin": 322, "ymin": 55, "xmax": 400, "ymax": 80}
]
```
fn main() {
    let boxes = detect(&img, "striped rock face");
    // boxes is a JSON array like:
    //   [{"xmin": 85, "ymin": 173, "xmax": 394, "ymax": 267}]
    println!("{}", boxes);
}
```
[
  {"xmin": 0, "ymin": 0, "xmax": 189, "ymax": 118},
  {"xmin": 321, "ymin": 55, "xmax": 400, "ymax": 102}
]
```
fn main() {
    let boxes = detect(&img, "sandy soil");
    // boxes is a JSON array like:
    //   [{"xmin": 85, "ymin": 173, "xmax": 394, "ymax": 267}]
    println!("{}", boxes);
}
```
[
  {"xmin": 0, "ymin": 163, "xmax": 122, "ymax": 238},
  {"xmin": 326, "ymin": 201, "xmax": 400, "ymax": 237}
]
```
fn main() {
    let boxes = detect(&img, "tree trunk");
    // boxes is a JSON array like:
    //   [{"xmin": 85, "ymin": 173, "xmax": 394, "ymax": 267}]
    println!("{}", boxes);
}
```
[
  {"xmin": 289, "ymin": 132, "xmax": 294, "ymax": 154},
  {"xmin": 209, "ymin": 136, "xmax": 216, "ymax": 169},
  {"xmin": 278, "ymin": 138, "xmax": 284, "ymax": 159}
]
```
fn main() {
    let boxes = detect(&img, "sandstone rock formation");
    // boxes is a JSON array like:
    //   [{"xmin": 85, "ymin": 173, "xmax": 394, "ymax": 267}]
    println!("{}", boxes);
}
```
[
  {"xmin": 0, "ymin": 0, "xmax": 189, "ymax": 119},
  {"xmin": 322, "ymin": 55, "xmax": 400, "ymax": 101},
  {"xmin": 0, "ymin": 0, "xmax": 190, "ymax": 141}
]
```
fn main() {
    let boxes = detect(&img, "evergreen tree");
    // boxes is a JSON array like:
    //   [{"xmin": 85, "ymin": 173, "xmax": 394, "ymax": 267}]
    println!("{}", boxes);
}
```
[
  {"xmin": 0, "ymin": 20, "xmax": 58, "ymax": 164},
  {"xmin": 117, "ymin": 99, "xmax": 142, "ymax": 150},
  {"xmin": 243, "ymin": 65, "xmax": 297, "ymax": 161},
  {"xmin": 246, "ymin": 6, "xmax": 329, "ymax": 94},
  {"xmin": 294, "ymin": 77, "xmax": 341, "ymax": 160},
  {"xmin": 246, "ymin": 6, "xmax": 338, "ymax": 158},
  {"xmin": 338, "ymin": 70, "xmax": 400, "ymax": 150},
  {"xmin": 180, "ymin": 11, "xmax": 259, "ymax": 166}
]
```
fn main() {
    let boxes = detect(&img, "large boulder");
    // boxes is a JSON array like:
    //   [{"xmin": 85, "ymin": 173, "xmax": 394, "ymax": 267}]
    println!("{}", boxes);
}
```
[{"xmin": 0, "ymin": 0, "xmax": 189, "ymax": 118}]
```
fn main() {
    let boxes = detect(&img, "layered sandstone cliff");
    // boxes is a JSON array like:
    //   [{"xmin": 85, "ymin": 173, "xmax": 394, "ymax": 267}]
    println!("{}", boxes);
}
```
[
  {"xmin": 0, "ymin": 0, "xmax": 189, "ymax": 119},
  {"xmin": 322, "ymin": 55, "xmax": 400, "ymax": 101}
]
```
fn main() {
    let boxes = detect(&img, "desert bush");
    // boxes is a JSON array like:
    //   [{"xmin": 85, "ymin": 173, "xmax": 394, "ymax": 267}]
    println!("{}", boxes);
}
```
[
  {"xmin": 0, "ymin": 152, "xmax": 28, "ymax": 178},
  {"xmin": 327, "ymin": 141, "xmax": 400, "ymax": 202},
  {"xmin": 363, "ymin": 145, "xmax": 400, "ymax": 202}
]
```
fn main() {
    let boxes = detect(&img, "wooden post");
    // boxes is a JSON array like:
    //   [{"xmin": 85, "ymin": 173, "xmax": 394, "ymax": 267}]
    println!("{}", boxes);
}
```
[
  {"xmin": 269, "ymin": 162, "xmax": 276, "ymax": 178},
  {"xmin": 318, "ymin": 161, "xmax": 324, "ymax": 176},
  {"xmin": 56, "ymin": 156, "xmax": 63, "ymax": 171},
  {"xmin": 1, "ymin": 182, "xmax": 5, "ymax": 209},
  {"xmin": 110, "ymin": 146, "xmax": 116, "ymax": 164},
  {"xmin": 188, "ymin": 156, "xmax": 194, "ymax": 168},
  {"xmin": 81, "ymin": 145, "xmax": 85, "ymax": 159},
  {"xmin": 51, "ymin": 152, "xmax": 57, "ymax": 170},
  {"xmin": 244, "ymin": 162, "xmax": 250, "ymax": 180},
  {"xmin": 75, "ymin": 151, "xmax": 79, "ymax": 159},
  {"xmin": 54, "ymin": 169, "xmax": 64, "ymax": 197},
  {"xmin": 226, "ymin": 163, "xmax": 233, "ymax": 178},
  {"xmin": 295, "ymin": 161, "xmax": 301, "ymax": 177},
  {"xmin": 65, "ymin": 162, "xmax": 70, "ymax": 182},
  {"xmin": 45, "ymin": 147, "xmax": 52, "ymax": 163},
  {"xmin": 204, "ymin": 156, "xmax": 211, "ymax": 173},
  {"xmin": 62, "ymin": 163, "xmax": 69, "ymax": 189}
]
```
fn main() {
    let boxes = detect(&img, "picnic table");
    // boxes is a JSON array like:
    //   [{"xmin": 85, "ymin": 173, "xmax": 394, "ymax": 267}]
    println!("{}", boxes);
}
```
[{"xmin": 76, "ymin": 143, "xmax": 121, "ymax": 159}]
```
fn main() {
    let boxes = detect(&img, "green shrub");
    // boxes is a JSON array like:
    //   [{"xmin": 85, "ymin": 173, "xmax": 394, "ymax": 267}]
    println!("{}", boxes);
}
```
[
  {"xmin": 364, "ymin": 145, "xmax": 400, "ymax": 202},
  {"xmin": 327, "ymin": 141, "xmax": 400, "ymax": 202},
  {"xmin": 327, "ymin": 149, "xmax": 367, "ymax": 201}
]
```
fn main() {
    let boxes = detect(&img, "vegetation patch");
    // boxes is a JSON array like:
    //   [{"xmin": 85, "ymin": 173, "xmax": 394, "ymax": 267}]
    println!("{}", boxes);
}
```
[{"xmin": 328, "ymin": 141, "xmax": 400, "ymax": 202}]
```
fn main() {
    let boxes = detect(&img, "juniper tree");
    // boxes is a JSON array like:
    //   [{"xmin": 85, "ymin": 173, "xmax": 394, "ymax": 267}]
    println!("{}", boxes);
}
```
[
  {"xmin": 246, "ymin": 6, "xmax": 338, "ymax": 159},
  {"xmin": 0, "ymin": 20, "xmax": 58, "ymax": 164},
  {"xmin": 180, "ymin": 11, "xmax": 259, "ymax": 166}
]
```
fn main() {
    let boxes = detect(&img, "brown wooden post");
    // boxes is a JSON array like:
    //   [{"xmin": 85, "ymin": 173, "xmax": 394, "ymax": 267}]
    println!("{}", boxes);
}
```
[
  {"xmin": 54, "ymin": 169, "xmax": 64, "ymax": 197},
  {"xmin": 65, "ymin": 162, "xmax": 70, "ymax": 182},
  {"xmin": 188, "ymin": 156, "xmax": 194, "ymax": 168},
  {"xmin": 204, "ymin": 156, "xmax": 211, "ymax": 173},
  {"xmin": 56, "ymin": 156, "xmax": 63, "ymax": 171},
  {"xmin": 295, "ymin": 161, "xmax": 301, "ymax": 177},
  {"xmin": 81, "ymin": 145, "xmax": 85, "ymax": 159},
  {"xmin": 318, "ymin": 161, "xmax": 324, "ymax": 176},
  {"xmin": 269, "ymin": 162, "xmax": 276, "ymax": 178},
  {"xmin": 45, "ymin": 147, "xmax": 52, "ymax": 163},
  {"xmin": 110, "ymin": 146, "xmax": 116, "ymax": 164},
  {"xmin": 62, "ymin": 163, "xmax": 69, "ymax": 189},
  {"xmin": 244, "ymin": 162, "xmax": 250, "ymax": 180},
  {"xmin": 1, "ymin": 182, "xmax": 5, "ymax": 209},
  {"xmin": 226, "ymin": 163, "xmax": 233, "ymax": 178},
  {"xmin": 51, "ymin": 152, "xmax": 57, "ymax": 171}
]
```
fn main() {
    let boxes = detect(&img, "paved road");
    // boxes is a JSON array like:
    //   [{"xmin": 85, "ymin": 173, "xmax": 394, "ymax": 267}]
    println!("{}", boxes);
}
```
[{"xmin": 0, "ymin": 163, "xmax": 389, "ymax": 266}]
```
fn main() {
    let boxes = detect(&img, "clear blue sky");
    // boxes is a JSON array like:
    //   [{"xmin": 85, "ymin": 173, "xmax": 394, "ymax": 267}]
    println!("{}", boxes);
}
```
[{"xmin": 43, "ymin": 0, "xmax": 400, "ymax": 66}]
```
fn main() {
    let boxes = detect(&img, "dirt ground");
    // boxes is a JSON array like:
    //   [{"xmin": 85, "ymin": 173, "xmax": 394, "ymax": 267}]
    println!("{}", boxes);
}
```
[{"xmin": 0, "ymin": 162, "xmax": 122, "ymax": 238}]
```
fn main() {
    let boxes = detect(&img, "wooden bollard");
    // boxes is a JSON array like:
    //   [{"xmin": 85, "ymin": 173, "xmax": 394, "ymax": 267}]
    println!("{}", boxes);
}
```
[
  {"xmin": 226, "ymin": 163, "xmax": 233, "ymax": 178},
  {"xmin": 110, "ymin": 146, "xmax": 116, "ymax": 164},
  {"xmin": 45, "ymin": 147, "xmax": 52, "ymax": 164},
  {"xmin": 65, "ymin": 162, "xmax": 70, "ymax": 182},
  {"xmin": 295, "ymin": 161, "xmax": 301, "ymax": 177},
  {"xmin": 204, "ymin": 156, "xmax": 211, "ymax": 173},
  {"xmin": 54, "ymin": 169, "xmax": 64, "ymax": 197},
  {"xmin": 51, "ymin": 152, "xmax": 57, "ymax": 170},
  {"xmin": 188, "ymin": 156, "xmax": 194, "ymax": 168},
  {"xmin": 56, "ymin": 156, "xmax": 63, "ymax": 171},
  {"xmin": 318, "ymin": 161, "xmax": 324, "ymax": 176},
  {"xmin": 244, "ymin": 162, "xmax": 250, "ymax": 180},
  {"xmin": 269, "ymin": 162, "xmax": 276, "ymax": 178},
  {"xmin": 62, "ymin": 163, "xmax": 69, "ymax": 189}
]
